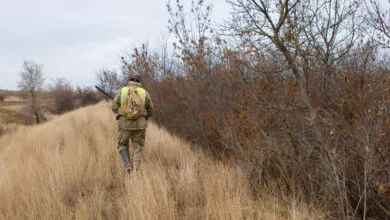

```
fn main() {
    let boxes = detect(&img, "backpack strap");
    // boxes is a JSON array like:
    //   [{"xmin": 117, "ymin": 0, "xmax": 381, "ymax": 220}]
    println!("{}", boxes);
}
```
[
  {"xmin": 120, "ymin": 87, "xmax": 129, "ymax": 106},
  {"xmin": 136, "ymin": 87, "xmax": 147, "ymax": 103}
]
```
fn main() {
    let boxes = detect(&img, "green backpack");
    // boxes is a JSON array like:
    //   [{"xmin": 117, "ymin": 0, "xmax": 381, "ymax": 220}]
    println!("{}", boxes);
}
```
[{"xmin": 119, "ymin": 87, "xmax": 147, "ymax": 120}]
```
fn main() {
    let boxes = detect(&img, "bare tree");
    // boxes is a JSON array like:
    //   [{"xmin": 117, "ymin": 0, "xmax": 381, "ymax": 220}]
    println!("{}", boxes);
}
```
[
  {"xmin": 18, "ymin": 60, "xmax": 45, "ymax": 124},
  {"xmin": 167, "ymin": 0, "xmax": 216, "ymax": 80},
  {"xmin": 226, "ymin": 0, "xmax": 319, "ymax": 134},
  {"xmin": 365, "ymin": 0, "xmax": 390, "ymax": 47},
  {"xmin": 226, "ymin": 0, "xmax": 365, "ymax": 134}
]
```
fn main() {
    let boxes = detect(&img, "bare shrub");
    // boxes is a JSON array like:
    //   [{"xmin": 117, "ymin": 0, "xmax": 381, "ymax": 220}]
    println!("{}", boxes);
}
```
[
  {"xmin": 51, "ymin": 78, "xmax": 75, "ymax": 114},
  {"xmin": 127, "ymin": 35, "xmax": 389, "ymax": 220},
  {"xmin": 74, "ymin": 87, "xmax": 100, "ymax": 108}
]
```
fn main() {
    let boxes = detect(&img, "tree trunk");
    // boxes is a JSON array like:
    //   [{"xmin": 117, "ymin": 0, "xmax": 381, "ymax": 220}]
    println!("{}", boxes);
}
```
[
  {"xmin": 273, "ymin": 36, "xmax": 325, "ymax": 151},
  {"xmin": 30, "ymin": 90, "xmax": 40, "ymax": 124},
  {"xmin": 273, "ymin": 37, "xmax": 313, "ymax": 112}
]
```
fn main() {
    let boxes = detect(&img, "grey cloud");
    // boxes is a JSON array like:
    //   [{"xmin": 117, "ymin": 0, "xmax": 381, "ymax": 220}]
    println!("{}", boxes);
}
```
[{"xmin": 0, "ymin": 0, "xmax": 230, "ymax": 90}]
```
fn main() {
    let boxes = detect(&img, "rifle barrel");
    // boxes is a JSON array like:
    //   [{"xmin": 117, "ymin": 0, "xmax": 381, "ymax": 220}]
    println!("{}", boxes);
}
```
[{"xmin": 95, "ymin": 85, "xmax": 114, "ymax": 100}]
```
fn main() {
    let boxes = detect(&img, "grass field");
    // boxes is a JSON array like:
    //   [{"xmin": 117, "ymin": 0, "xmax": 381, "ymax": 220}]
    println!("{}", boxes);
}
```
[
  {"xmin": 0, "ymin": 108, "xmax": 26, "ymax": 125},
  {"xmin": 0, "ymin": 102, "xmax": 322, "ymax": 219},
  {"xmin": 0, "ymin": 94, "xmax": 55, "ymax": 128},
  {"xmin": 0, "ymin": 95, "xmax": 27, "ymax": 125}
]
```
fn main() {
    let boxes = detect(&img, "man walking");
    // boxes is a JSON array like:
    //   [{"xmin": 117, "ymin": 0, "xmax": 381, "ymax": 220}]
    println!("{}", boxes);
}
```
[{"xmin": 111, "ymin": 73, "xmax": 154, "ymax": 173}]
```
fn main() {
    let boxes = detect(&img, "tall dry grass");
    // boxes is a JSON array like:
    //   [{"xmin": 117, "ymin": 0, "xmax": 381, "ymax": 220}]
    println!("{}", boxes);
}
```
[{"xmin": 0, "ymin": 102, "xmax": 321, "ymax": 219}]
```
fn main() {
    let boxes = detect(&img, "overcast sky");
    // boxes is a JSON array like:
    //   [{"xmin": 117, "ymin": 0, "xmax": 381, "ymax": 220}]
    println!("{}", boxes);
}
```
[{"xmin": 0, "ymin": 0, "xmax": 230, "ymax": 90}]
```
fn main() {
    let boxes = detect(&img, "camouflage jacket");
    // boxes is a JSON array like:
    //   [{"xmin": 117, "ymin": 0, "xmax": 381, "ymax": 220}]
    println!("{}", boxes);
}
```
[{"xmin": 112, "ymin": 81, "xmax": 154, "ymax": 130}]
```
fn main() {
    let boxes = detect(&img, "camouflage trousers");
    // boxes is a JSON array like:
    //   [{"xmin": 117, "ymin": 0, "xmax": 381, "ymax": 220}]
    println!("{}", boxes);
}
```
[{"xmin": 117, "ymin": 128, "xmax": 146, "ymax": 171}]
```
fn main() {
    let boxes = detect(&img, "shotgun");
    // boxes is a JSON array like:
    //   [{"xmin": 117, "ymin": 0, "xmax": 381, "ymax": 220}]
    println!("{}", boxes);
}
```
[
  {"xmin": 95, "ymin": 85, "xmax": 123, "ymax": 120},
  {"xmin": 95, "ymin": 85, "xmax": 114, "ymax": 100}
]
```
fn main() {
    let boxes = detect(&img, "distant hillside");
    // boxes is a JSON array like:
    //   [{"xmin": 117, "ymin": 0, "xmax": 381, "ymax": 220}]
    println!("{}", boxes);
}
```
[
  {"xmin": 0, "ymin": 102, "xmax": 321, "ymax": 219},
  {"xmin": 0, "ymin": 89, "xmax": 18, "ymax": 97}
]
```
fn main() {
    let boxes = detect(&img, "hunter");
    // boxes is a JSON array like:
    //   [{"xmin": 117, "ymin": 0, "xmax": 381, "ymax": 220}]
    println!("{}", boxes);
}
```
[{"xmin": 111, "ymin": 73, "xmax": 154, "ymax": 173}]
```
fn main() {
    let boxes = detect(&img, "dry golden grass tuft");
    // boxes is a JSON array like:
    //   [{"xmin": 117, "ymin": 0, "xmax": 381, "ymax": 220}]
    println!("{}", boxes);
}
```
[{"xmin": 0, "ymin": 102, "xmax": 322, "ymax": 219}]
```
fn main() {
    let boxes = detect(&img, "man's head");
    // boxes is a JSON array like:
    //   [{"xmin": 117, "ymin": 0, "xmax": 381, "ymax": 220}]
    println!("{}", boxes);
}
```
[{"xmin": 127, "ymin": 70, "xmax": 142, "ymax": 83}]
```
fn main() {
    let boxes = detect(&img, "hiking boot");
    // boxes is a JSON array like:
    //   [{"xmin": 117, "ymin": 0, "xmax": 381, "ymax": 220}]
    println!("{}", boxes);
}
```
[{"xmin": 119, "ymin": 149, "xmax": 132, "ymax": 170}]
